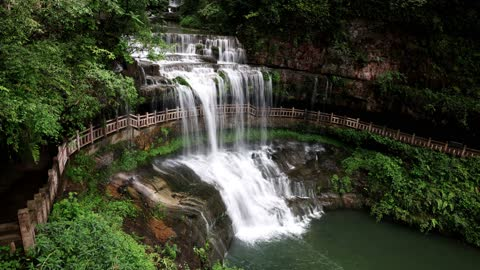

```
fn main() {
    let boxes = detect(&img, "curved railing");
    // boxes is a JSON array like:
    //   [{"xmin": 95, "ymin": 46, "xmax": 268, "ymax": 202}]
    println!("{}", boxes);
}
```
[
  {"xmin": 4, "ymin": 104, "xmax": 479, "ymax": 251},
  {"xmin": 67, "ymin": 104, "xmax": 479, "ymax": 158}
]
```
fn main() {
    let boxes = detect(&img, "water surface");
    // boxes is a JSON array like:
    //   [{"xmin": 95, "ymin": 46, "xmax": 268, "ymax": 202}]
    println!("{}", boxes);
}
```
[{"xmin": 227, "ymin": 210, "xmax": 480, "ymax": 270}]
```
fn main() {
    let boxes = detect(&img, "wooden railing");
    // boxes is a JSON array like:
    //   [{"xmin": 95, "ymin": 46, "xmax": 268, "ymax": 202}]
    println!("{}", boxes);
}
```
[
  {"xmin": 3, "ymin": 104, "xmax": 479, "ymax": 251},
  {"xmin": 6, "ymin": 143, "xmax": 66, "ymax": 250},
  {"xmin": 66, "ymin": 104, "xmax": 479, "ymax": 158}
]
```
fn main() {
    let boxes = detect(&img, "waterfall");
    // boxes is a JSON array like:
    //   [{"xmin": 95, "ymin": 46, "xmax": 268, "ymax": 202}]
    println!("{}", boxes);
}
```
[
  {"xmin": 161, "ymin": 147, "xmax": 320, "ymax": 243},
  {"xmin": 133, "ymin": 32, "xmax": 322, "ymax": 243},
  {"xmin": 168, "ymin": 0, "xmax": 183, "ymax": 8},
  {"xmin": 311, "ymin": 76, "xmax": 318, "ymax": 110},
  {"xmin": 140, "ymin": 65, "xmax": 147, "ymax": 86},
  {"xmin": 176, "ymin": 85, "xmax": 200, "ymax": 152},
  {"xmin": 162, "ymin": 33, "xmax": 247, "ymax": 64}
]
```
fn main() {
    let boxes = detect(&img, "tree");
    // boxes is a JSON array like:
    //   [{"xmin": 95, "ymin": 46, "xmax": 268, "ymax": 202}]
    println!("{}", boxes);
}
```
[{"xmin": 0, "ymin": 0, "xmax": 167, "ymax": 161}]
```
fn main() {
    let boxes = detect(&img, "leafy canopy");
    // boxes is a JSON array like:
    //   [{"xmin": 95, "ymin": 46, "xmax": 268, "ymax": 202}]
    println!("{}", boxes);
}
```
[{"xmin": 0, "ymin": 0, "xmax": 166, "ymax": 161}]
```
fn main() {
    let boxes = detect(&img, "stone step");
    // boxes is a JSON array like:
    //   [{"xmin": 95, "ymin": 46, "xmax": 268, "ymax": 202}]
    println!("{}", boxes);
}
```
[
  {"xmin": 0, "ymin": 233, "xmax": 21, "ymax": 243},
  {"xmin": 0, "ymin": 222, "xmax": 19, "ymax": 232}
]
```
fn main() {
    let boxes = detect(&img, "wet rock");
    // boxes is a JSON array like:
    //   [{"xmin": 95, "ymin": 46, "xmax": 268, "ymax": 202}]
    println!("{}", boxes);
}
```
[
  {"xmin": 199, "ymin": 55, "xmax": 218, "ymax": 64},
  {"xmin": 318, "ymin": 192, "xmax": 365, "ymax": 210},
  {"xmin": 318, "ymin": 192, "xmax": 343, "ymax": 210},
  {"xmin": 126, "ymin": 186, "xmax": 141, "ymax": 201},
  {"xmin": 149, "ymin": 218, "xmax": 177, "ymax": 243},
  {"xmin": 109, "ymin": 171, "xmax": 233, "ymax": 266},
  {"xmin": 342, "ymin": 193, "xmax": 365, "ymax": 209}
]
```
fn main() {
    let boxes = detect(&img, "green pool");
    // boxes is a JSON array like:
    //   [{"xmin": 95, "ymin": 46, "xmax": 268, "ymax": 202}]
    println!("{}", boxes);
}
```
[{"xmin": 227, "ymin": 210, "xmax": 480, "ymax": 270}]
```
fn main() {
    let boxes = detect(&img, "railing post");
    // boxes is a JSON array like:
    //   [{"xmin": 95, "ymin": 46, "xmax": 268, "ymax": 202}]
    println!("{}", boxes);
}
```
[
  {"xmin": 461, "ymin": 145, "xmax": 467, "ymax": 157},
  {"xmin": 116, "ymin": 116, "xmax": 119, "ymax": 131},
  {"xmin": 291, "ymin": 107, "xmax": 295, "ymax": 118},
  {"xmin": 316, "ymin": 111, "xmax": 320, "ymax": 122},
  {"xmin": 368, "ymin": 122, "xmax": 373, "ymax": 132},
  {"xmin": 304, "ymin": 109, "xmax": 308, "ymax": 120},
  {"xmin": 137, "ymin": 114, "xmax": 141, "ymax": 127},
  {"xmin": 396, "ymin": 129, "xmax": 400, "ymax": 139},
  {"xmin": 176, "ymin": 107, "xmax": 180, "ymax": 120},
  {"xmin": 412, "ymin": 133, "xmax": 416, "ymax": 144},
  {"xmin": 356, "ymin": 118, "xmax": 360, "ymax": 129},
  {"xmin": 444, "ymin": 141, "xmax": 449, "ymax": 152},
  {"xmin": 18, "ymin": 209, "xmax": 35, "ymax": 250},
  {"xmin": 76, "ymin": 130, "xmax": 80, "ymax": 150},
  {"xmin": 330, "ymin": 113, "xmax": 334, "ymax": 124},
  {"xmin": 165, "ymin": 107, "xmax": 169, "ymax": 121},
  {"xmin": 89, "ymin": 124, "xmax": 94, "ymax": 144},
  {"xmin": 427, "ymin": 137, "xmax": 432, "ymax": 147},
  {"xmin": 39, "ymin": 188, "xmax": 50, "ymax": 214},
  {"xmin": 27, "ymin": 201, "xmax": 37, "ymax": 225},
  {"xmin": 154, "ymin": 110, "xmax": 157, "ymax": 124},
  {"xmin": 34, "ymin": 194, "xmax": 45, "ymax": 224}
]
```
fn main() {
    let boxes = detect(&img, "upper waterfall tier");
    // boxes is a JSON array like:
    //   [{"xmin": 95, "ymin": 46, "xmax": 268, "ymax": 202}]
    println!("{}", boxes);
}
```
[
  {"xmin": 133, "ymin": 33, "xmax": 247, "ymax": 64},
  {"xmin": 168, "ymin": 0, "xmax": 183, "ymax": 8},
  {"xmin": 164, "ymin": 33, "xmax": 246, "ymax": 64}
]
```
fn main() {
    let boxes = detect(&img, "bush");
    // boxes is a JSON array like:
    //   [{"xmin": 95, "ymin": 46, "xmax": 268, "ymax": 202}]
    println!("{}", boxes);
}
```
[
  {"xmin": 338, "ymin": 131, "xmax": 480, "ymax": 247},
  {"xmin": 64, "ymin": 153, "xmax": 97, "ymax": 184},
  {"xmin": 30, "ymin": 194, "xmax": 155, "ymax": 269},
  {"xmin": 180, "ymin": 15, "xmax": 203, "ymax": 29},
  {"xmin": 0, "ymin": 246, "xmax": 26, "ymax": 270}
]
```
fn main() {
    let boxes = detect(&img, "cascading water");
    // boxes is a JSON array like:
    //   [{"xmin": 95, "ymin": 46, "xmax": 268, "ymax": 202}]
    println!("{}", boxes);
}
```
[
  {"xmin": 163, "ymin": 33, "xmax": 247, "ymax": 64},
  {"xmin": 168, "ymin": 0, "xmax": 183, "ymax": 8},
  {"xmin": 133, "ymin": 31, "xmax": 322, "ymax": 243}
]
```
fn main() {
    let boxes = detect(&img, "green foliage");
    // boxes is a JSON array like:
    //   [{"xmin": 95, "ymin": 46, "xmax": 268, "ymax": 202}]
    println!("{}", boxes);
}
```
[
  {"xmin": 333, "ymin": 128, "xmax": 480, "ymax": 247},
  {"xmin": 175, "ymin": 76, "xmax": 191, "ymax": 87},
  {"xmin": 0, "ymin": 0, "xmax": 167, "ymax": 161},
  {"xmin": 0, "ymin": 246, "xmax": 26, "ymax": 270},
  {"xmin": 193, "ymin": 241, "xmax": 210, "ymax": 266},
  {"xmin": 153, "ymin": 203, "xmax": 167, "ymax": 220},
  {"xmin": 330, "ymin": 76, "xmax": 349, "ymax": 88},
  {"xmin": 331, "ymin": 174, "xmax": 353, "ymax": 194},
  {"xmin": 193, "ymin": 240, "xmax": 240, "ymax": 270},
  {"xmin": 68, "ymin": 133, "xmax": 184, "ymax": 180},
  {"xmin": 198, "ymin": 2, "xmax": 223, "ymax": 22},
  {"xmin": 162, "ymin": 243, "xmax": 178, "ymax": 261},
  {"xmin": 270, "ymin": 70, "xmax": 281, "ymax": 84},
  {"xmin": 65, "ymin": 153, "xmax": 97, "ymax": 184},
  {"xmin": 374, "ymin": 75, "xmax": 480, "ymax": 130},
  {"xmin": 30, "ymin": 193, "xmax": 155, "ymax": 269},
  {"xmin": 180, "ymin": 15, "xmax": 203, "ymax": 29},
  {"xmin": 267, "ymin": 129, "xmax": 343, "ymax": 147},
  {"xmin": 375, "ymin": 71, "xmax": 407, "ymax": 94}
]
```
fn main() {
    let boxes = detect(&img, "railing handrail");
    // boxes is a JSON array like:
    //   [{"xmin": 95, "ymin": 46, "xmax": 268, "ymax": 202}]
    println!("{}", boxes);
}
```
[{"xmin": 66, "ymin": 104, "xmax": 478, "ymax": 158}]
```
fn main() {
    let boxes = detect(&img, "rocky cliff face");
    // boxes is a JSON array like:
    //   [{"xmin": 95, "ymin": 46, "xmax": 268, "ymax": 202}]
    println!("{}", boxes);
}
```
[
  {"xmin": 245, "ymin": 20, "xmax": 476, "ymax": 143},
  {"xmin": 248, "ymin": 20, "xmax": 401, "ymax": 81},
  {"xmin": 244, "ymin": 20, "xmax": 417, "ymax": 116}
]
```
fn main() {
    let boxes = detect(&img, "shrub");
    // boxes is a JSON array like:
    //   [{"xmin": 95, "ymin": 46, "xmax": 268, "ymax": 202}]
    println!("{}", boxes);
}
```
[
  {"xmin": 180, "ymin": 15, "xmax": 203, "ymax": 29},
  {"xmin": 31, "ymin": 194, "xmax": 154, "ymax": 269}
]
